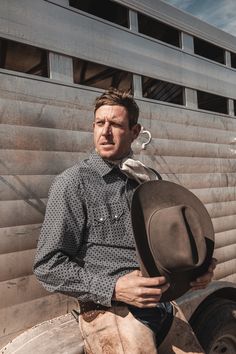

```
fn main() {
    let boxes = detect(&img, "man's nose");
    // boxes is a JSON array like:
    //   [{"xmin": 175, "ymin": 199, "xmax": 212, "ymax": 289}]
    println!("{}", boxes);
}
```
[{"xmin": 102, "ymin": 122, "xmax": 112, "ymax": 136}]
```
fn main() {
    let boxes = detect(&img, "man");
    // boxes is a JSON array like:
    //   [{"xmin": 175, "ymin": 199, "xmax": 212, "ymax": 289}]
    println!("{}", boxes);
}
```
[{"xmin": 34, "ymin": 88, "xmax": 216, "ymax": 353}]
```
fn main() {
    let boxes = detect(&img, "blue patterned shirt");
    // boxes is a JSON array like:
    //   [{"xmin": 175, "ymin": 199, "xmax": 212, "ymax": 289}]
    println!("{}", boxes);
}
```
[{"xmin": 34, "ymin": 151, "xmax": 140, "ymax": 306}]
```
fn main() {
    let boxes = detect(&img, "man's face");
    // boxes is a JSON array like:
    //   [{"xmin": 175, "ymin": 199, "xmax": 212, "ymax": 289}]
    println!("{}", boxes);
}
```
[{"xmin": 93, "ymin": 105, "xmax": 140, "ymax": 161}]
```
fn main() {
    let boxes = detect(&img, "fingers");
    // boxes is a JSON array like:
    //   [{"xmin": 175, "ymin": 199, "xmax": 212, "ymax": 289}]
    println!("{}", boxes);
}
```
[
  {"xmin": 156, "ymin": 281, "xmax": 170, "ymax": 294},
  {"xmin": 113, "ymin": 271, "xmax": 170, "ymax": 308},
  {"xmin": 132, "ymin": 295, "xmax": 164, "ymax": 308},
  {"xmin": 138, "ymin": 282, "xmax": 170, "ymax": 297},
  {"xmin": 128, "ymin": 271, "xmax": 169, "ymax": 290},
  {"xmin": 190, "ymin": 258, "xmax": 217, "ymax": 290},
  {"xmin": 196, "ymin": 271, "xmax": 213, "ymax": 283},
  {"xmin": 190, "ymin": 273, "xmax": 212, "ymax": 288},
  {"xmin": 132, "ymin": 280, "xmax": 170, "ymax": 308},
  {"xmin": 209, "ymin": 258, "xmax": 217, "ymax": 271},
  {"xmin": 190, "ymin": 280, "xmax": 211, "ymax": 291},
  {"xmin": 139, "ymin": 275, "xmax": 168, "ymax": 287},
  {"xmin": 130, "ymin": 271, "xmax": 168, "ymax": 287}
]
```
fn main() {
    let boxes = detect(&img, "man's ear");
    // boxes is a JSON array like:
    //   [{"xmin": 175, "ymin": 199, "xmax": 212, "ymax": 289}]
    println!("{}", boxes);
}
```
[{"xmin": 131, "ymin": 123, "xmax": 141, "ymax": 140}]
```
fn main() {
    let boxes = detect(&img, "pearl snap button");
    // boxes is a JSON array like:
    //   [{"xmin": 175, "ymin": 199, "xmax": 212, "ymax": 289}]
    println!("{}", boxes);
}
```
[
  {"xmin": 99, "ymin": 217, "xmax": 104, "ymax": 222},
  {"xmin": 114, "ymin": 215, "xmax": 118, "ymax": 219}
]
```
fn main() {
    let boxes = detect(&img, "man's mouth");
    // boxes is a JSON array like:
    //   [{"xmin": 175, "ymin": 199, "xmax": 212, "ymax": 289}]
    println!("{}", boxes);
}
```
[{"xmin": 101, "ymin": 142, "xmax": 114, "ymax": 145}]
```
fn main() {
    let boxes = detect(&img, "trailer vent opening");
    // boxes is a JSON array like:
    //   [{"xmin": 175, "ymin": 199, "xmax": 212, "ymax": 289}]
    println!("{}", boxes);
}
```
[
  {"xmin": 69, "ymin": 0, "xmax": 129, "ymax": 28},
  {"xmin": 73, "ymin": 58, "xmax": 133, "ymax": 91},
  {"xmin": 138, "ymin": 13, "xmax": 180, "ymax": 47},
  {"xmin": 142, "ymin": 76, "xmax": 184, "ymax": 105},
  {"xmin": 231, "ymin": 52, "xmax": 236, "ymax": 69},
  {"xmin": 197, "ymin": 91, "xmax": 228, "ymax": 114},
  {"xmin": 194, "ymin": 37, "xmax": 225, "ymax": 64},
  {"xmin": 0, "ymin": 38, "xmax": 48, "ymax": 77}
]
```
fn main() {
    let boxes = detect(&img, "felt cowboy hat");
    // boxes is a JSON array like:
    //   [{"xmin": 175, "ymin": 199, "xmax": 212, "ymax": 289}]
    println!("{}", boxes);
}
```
[{"xmin": 131, "ymin": 180, "xmax": 215, "ymax": 301}]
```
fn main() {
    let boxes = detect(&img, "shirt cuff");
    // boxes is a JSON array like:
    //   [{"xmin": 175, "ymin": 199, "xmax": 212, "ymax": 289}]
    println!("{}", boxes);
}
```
[{"xmin": 89, "ymin": 274, "xmax": 120, "ymax": 307}]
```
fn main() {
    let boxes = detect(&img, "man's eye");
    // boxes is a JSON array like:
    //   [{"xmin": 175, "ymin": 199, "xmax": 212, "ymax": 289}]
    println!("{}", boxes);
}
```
[
  {"xmin": 112, "ymin": 123, "xmax": 122, "ymax": 128},
  {"xmin": 96, "ymin": 121, "xmax": 104, "ymax": 126}
]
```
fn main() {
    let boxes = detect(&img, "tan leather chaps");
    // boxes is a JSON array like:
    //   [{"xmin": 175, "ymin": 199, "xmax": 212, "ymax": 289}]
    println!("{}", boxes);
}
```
[{"xmin": 78, "ymin": 302, "xmax": 204, "ymax": 354}]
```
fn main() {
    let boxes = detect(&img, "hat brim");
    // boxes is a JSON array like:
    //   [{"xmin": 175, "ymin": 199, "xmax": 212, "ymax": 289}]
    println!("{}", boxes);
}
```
[{"xmin": 131, "ymin": 180, "xmax": 214, "ymax": 301}]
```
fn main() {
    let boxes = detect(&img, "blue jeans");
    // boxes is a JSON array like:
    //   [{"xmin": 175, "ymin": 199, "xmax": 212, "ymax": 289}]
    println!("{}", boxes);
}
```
[{"xmin": 128, "ymin": 302, "xmax": 173, "ymax": 346}]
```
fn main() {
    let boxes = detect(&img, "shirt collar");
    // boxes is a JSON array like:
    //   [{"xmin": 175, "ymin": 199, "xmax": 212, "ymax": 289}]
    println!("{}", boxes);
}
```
[{"xmin": 89, "ymin": 150, "xmax": 115, "ymax": 177}]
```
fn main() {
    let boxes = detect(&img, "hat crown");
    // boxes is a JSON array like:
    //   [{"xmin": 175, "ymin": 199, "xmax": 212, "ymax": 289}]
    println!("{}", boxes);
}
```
[{"xmin": 148, "ymin": 205, "xmax": 207, "ymax": 272}]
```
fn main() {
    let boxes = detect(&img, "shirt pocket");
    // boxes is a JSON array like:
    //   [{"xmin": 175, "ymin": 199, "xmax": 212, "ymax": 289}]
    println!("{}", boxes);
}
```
[{"xmin": 90, "ymin": 202, "xmax": 126, "ymax": 245}]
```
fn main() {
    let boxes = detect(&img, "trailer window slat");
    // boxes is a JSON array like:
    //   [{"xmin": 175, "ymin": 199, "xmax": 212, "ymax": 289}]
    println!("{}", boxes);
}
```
[{"xmin": 0, "ymin": 38, "xmax": 48, "ymax": 77}]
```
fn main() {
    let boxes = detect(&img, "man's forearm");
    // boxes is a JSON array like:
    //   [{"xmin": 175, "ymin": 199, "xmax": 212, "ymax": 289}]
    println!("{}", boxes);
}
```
[{"xmin": 34, "ymin": 251, "xmax": 119, "ymax": 306}]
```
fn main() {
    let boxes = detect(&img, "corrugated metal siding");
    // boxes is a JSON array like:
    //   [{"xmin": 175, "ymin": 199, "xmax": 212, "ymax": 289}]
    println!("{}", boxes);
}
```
[
  {"xmin": 1, "ymin": 73, "xmax": 236, "ymax": 347},
  {"xmin": 0, "ymin": 76, "xmax": 96, "ymax": 347},
  {"xmin": 136, "ymin": 98, "xmax": 236, "ymax": 285}
]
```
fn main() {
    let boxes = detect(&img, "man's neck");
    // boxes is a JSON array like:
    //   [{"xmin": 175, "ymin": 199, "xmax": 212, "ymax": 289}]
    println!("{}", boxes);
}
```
[{"xmin": 103, "ymin": 151, "xmax": 133, "ymax": 166}]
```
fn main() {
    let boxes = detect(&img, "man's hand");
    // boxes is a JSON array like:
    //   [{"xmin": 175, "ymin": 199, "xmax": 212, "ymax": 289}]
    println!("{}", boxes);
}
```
[
  {"xmin": 113, "ymin": 270, "xmax": 170, "ymax": 308},
  {"xmin": 190, "ymin": 258, "xmax": 217, "ymax": 290}
]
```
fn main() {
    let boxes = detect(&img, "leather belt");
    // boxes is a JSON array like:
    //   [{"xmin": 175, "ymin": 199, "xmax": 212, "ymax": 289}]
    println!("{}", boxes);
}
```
[
  {"xmin": 72, "ymin": 301, "xmax": 108, "ymax": 323},
  {"xmin": 72, "ymin": 301, "xmax": 126, "ymax": 323}
]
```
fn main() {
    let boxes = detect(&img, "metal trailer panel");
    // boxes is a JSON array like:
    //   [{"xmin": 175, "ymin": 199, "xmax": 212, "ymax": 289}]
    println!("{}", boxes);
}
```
[
  {"xmin": 0, "ymin": 1, "xmax": 236, "ymax": 99},
  {"xmin": 0, "ymin": 71, "xmax": 236, "ymax": 347},
  {"xmin": 114, "ymin": 0, "xmax": 236, "ymax": 51},
  {"xmin": 0, "ymin": 224, "xmax": 41, "ymax": 254}
]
